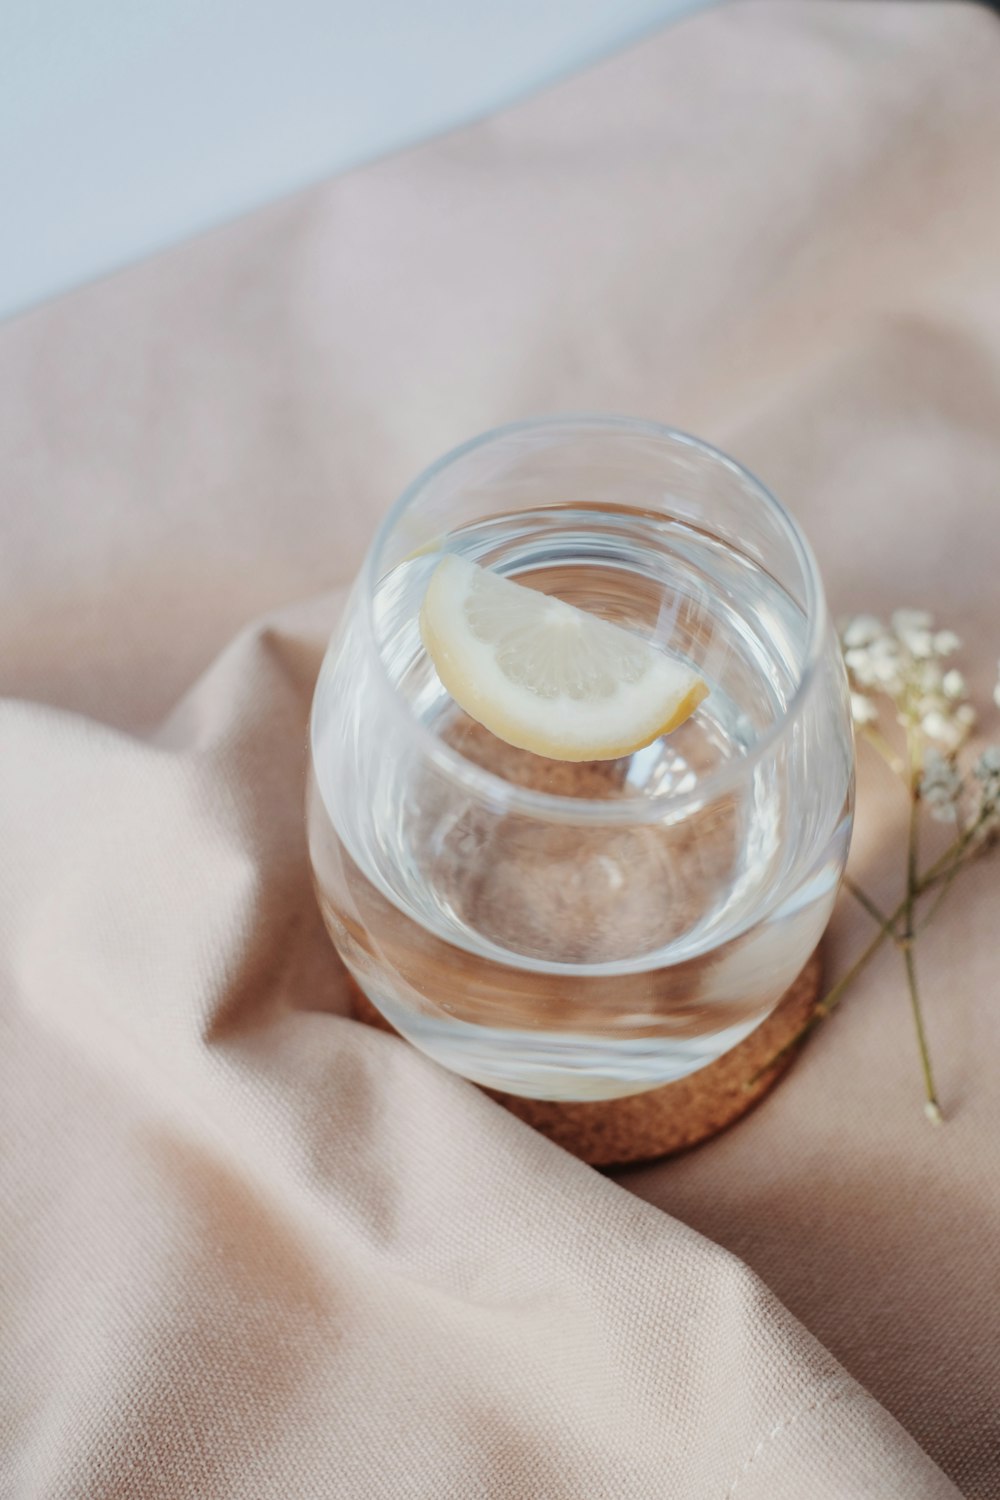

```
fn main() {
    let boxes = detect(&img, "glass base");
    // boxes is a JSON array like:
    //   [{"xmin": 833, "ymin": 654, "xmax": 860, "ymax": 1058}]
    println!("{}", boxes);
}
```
[{"xmin": 345, "ymin": 944, "xmax": 822, "ymax": 1126}]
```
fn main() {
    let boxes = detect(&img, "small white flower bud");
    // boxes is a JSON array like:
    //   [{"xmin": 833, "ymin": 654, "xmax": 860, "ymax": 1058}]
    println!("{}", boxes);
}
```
[
  {"xmin": 850, "ymin": 692, "xmax": 878, "ymax": 726},
  {"xmin": 921, "ymin": 711, "xmax": 962, "ymax": 751},
  {"xmin": 842, "ymin": 615, "xmax": 883, "ymax": 648},
  {"xmin": 906, "ymin": 630, "xmax": 935, "ymax": 659},
  {"xmin": 920, "ymin": 748, "xmax": 962, "ymax": 820},
  {"xmin": 872, "ymin": 658, "xmax": 904, "ymax": 693}
]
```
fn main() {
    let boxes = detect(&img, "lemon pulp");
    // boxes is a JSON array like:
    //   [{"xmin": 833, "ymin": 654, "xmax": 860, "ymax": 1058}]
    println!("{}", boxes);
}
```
[{"xmin": 419, "ymin": 555, "xmax": 708, "ymax": 762}]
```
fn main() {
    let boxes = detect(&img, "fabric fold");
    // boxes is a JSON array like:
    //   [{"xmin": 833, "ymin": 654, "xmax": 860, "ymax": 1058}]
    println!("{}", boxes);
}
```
[
  {"xmin": 4, "ymin": 0, "xmax": 1000, "ymax": 1492},
  {"xmin": 1, "ymin": 614, "xmax": 960, "ymax": 1496}
]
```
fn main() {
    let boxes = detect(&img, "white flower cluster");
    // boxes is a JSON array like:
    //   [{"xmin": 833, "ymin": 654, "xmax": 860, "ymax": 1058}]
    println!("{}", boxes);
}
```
[
  {"xmin": 973, "ymin": 746, "xmax": 1000, "ymax": 838},
  {"xmin": 921, "ymin": 743, "xmax": 1000, "ymax": 833},
  {"xmin": 920, "ymin": 749, "xmax": 964, "ymax": 823},
  {"xmin": 840, "ymin": 609, "xmax": 978, "ymax": 754},
  {"xmin": 841, "ymin": 610, "xmax": 1000, "ymax": 833}
]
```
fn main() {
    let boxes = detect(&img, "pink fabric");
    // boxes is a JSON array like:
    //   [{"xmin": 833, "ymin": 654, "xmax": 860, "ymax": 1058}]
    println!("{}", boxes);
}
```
[{"xmin": 2, "ymin": 2, "xmax": 998, "ymax": 1493}]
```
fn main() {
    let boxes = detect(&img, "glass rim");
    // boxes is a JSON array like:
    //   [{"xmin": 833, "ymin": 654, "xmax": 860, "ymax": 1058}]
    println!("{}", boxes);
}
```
[{"xmin": 354, "ymin": 413, "xmax": 828, "ymax": 823}]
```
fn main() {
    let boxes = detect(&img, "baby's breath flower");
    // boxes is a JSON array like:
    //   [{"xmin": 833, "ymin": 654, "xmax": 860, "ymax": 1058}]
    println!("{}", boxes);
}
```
[
  {"xmin": 873, "ymin": 660, "xmax": 906, "ymax": 694},
  {"xmin": 870, "ymin": 635, "xmax": 900, "ymax": 659},
  {"xmin": 973, "ymin": 746, "xmax": 1000, "ymax": 839},
  {"xmin": 921, "ymin": 710, "xmax": 968, "ymax": 753},
  {"xmin": 787, "ymin": 609, "xmax": 1000, "ymax": 1123},
  {"xmin": 841, "ymin": 615, "xmax": 884, "ymax": 649},
  {"xmin": 867, "ymin": 637, "xmax": 906, "ymax": 694},
  {"xmin": 920, "ymin": 749, "xmax": 963, "ymax": 821},
  {"xmin": 974, "ymin": 747, "xmax": 1000, "ymax": 804},
  {"xmin": 841, "ymin": 606, "xmax": 978, "ymax": 756},
  {"xmin": 915, "ymin": 660, "xmax": 944, "ymax": 693},
  {"xmin": 809, "ymin": 613, "xmax": 999, "ymax": 1121},
  {"xmin": 844, "ymin": 646, "xmax": 877, "ymax": 687},
  {"xmin": 892, "ymin": 610, "xmax": 934, "ymax": 659},
  {"xmin": 850, "ymin": 692, "xmax": 878, "ymax": 727}
]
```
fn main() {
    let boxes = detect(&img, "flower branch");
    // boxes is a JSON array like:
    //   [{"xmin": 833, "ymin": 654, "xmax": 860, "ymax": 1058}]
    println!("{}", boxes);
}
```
[{"xmin": 752, "ymin": 612, "xmax": 1000, "ymax": 1117}]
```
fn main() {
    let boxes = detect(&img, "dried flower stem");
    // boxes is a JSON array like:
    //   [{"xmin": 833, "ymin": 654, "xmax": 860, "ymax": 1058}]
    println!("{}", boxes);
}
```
[
  {"xmin": 749, "ymin": 826, "xmax": 982, "ymax": 1089},
  {"xmin": 901, "ymin": 731, "xmax": 941, "ymax": 1121},
  {"xmin": 918, "ymin": 836, "xmax": 976, "ymax": 891},
  {"xmin": 844, "ymin": 877, "xmax": 898, "ymax": 940},
  {"xmin": 859, "ymin": 724, "xmax": 907, "ymax": 777},
  {"xmin": 751, "ymin": 610, "xmax": 1000, "ymax": 1114},
  {"xmin": 904, "ymin": 941, "xmax": 941, "ymax": 1124},
  {"xmin": 915, "ymin": 809, "xmax": 988, "ymax": 934}
]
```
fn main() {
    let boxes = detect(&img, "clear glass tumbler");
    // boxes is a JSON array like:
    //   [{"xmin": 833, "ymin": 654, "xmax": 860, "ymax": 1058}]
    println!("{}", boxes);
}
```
[{"xmin": 308, "ymin": 417, "xmax": 854, "ymax": 1100}]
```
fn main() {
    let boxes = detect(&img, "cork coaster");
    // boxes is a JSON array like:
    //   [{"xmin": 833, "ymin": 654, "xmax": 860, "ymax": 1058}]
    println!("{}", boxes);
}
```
[{"xmin": 347, "ymin": 947, "xmax": 821, "ymax": 1168}]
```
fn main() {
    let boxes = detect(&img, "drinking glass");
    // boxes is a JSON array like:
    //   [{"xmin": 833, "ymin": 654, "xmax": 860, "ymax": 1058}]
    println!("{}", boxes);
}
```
[{"xmin": 307, "ymin": 416, "xmax": 854, "ymax": 1100}]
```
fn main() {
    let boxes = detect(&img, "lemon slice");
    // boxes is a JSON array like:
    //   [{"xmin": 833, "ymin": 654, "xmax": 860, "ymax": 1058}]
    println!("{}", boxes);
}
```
[{"xmin": 419, "ymin": 555, "xmax": 708, "ymax": 762}]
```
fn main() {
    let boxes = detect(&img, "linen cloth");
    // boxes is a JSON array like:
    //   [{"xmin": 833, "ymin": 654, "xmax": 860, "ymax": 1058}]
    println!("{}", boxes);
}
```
[{"xmin": 2, "ymin": 2, "xmax": 998, "ymax": 1494}]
